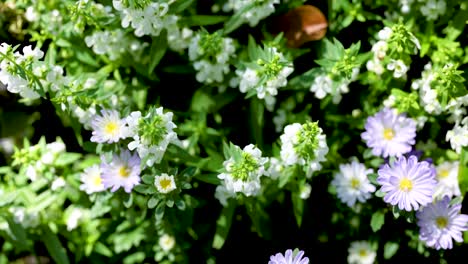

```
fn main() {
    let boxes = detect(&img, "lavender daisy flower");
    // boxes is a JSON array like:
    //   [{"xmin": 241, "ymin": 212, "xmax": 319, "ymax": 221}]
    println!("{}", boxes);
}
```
[
  {"xmin": 90, "ymin": 109, "xmax": 129, "ymax": 143},
  {"xmin": 377, "ymin": 155, "xmax": 436, "ymax": 211},
  {"xmin": 101, "ymin": 150, "xmax": 141, "ymax": 193},
  {"xmin": 361, "ymin": 108, "xmax": 416, "ymax": 158},
  {"xmin": 417, "ymin": 196, "xmax": 468, "ymax": 250},
  {"xmin": 268, "ymin": 249, "xmax": 309, "ymax": 264}
]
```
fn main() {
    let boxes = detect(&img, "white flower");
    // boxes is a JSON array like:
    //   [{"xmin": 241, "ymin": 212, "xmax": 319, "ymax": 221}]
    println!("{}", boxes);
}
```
[
  {"xmin": 366, "ymin": 59, "xmax": 384, "ymax": 75},
  {"xmin": 387, "ymin": 59, "xmax": 408, "ymax": 78},
  {"xmin": 159, "ymin": 234, "xmax": 176, "ymax": 251},
  {"xmin": 25, "ymin": 6, "xmax": 39, "ymax": 22},
  {"xmin": 126, "ymin": 107, "xmax": 177, "ymax": 166},
  {"xmin": 51, "ymin": 177, "xmax": 66, "ymax": 191},
  {"xmin": 420, "ymin": 0, "xmax": 446, "ymax": 21},
  {"xmin": 377, "ymin": 27, "xmax": 392, "ymax": 41},
  {"xmin": 80, "ymin": 165, "xmax": 105, "ymax": 194},
  {"xmin": 280, "ymin": 122, "xmax": 329, "ymax": 177},
  {"xmin": 332, "ymin": 161, "xmax": 376, "ymax": 207},
  {"xmin": 371, "ymin": 40, "xmax": 388, "ymax": 60},
  {"xmin": 347, "ymin": 241, "xmax": 376, "ymax": 264},
  {"xmin": 9, "ymin": 207, "xmax": 39, "ymax": 228},
  {"xmin": 0, "ymin": 137, "xmax": 15, "ymax": 154},
  {"xmin": 266, "ymin": 157, "xmax": 284, "ymax": 180},
  {"xmin": 446, "ymin": 121, "xmax": 468, "ymax": 154},
  {"xmin": 433, "ymin": 161, "xmax": 461, "ymax": 199},
  {"xmin": 237, "ymin": 47, "xmax": 293, "ymax": 111},
  {"xmin": 66, "ymin": 208, "xmax": 85, "ymax": 231},
  {"xmin": 300, "ymin": 183, "xmax": 312, "ymax": 200},
  {"xmin": 90, "ymin": 109, "xmax": 129, "ymax": 144},
  {"xmin": 217, "ymin": 144, "xmax": 268, "ymax": 200},
  {"xmin": 223, "ymin": 0, "xmax": 280, "ymax": 27},
  {"xmin": 310, "ymin": 74, "xmax": 332, "ymax": 99},
  {"xmin": 154, "ymin": 173, "xmax": 177, "ymax": 194},
  {"xmin": 273, "ymin": 109, "xmax": 287, "ymax": 133}
]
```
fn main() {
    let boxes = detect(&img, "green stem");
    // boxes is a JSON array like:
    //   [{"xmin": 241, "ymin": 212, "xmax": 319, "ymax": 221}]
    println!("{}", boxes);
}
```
[{"xmin": 249, "ymin": 98, "xmax": 264, "ymax": 149}]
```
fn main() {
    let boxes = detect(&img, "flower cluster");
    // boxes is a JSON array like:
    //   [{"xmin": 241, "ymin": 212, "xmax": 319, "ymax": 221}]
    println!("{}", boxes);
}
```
[
  {"xmin": 223, "ymin": 0, "xmax": 280, "ymax": 27},
  {"xmin": 280, "ymin": 121, "xmax": 329, "ymax": 177},
  {"xmin": 188, "ymin": 30, "xmax": 236, "ymax": 84},
  {"xmin": 236, "ymin": 46, "xmax": 293, "ymax": 110},
  {"xmin": 215, "ymin": 144, "xmax": 268, "ymax": 205},
  {"xmin": 85, "ymin": 29, "xmax": 147, "ymax": 61},
  {"xmin": 113, "ymin": 0, "xmax": 178, "ymax": 37},
  {"xmin": 309, "ymin": 68, "xmax": 359, "ymax": 104},
  {"xmin": 0, "ymin": 43, "xmax": 44, "ymax": 99}
]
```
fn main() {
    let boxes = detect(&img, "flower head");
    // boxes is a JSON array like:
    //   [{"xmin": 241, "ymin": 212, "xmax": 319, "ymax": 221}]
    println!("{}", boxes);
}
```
[
  {"xmin": 216, "ymin": 144, "xmax": 268, "ymax": 200},
  {"xmin": 377, "ymin": 155, "xmax": 436, "ymax": 211},
  {"xmin": 154, "ymin": 173, "xmax": 177, "ymax": 194},
  {"xmin": 433, "ymin": 161, "xmax": 461, "ymax": 199},
  {"xmin": 79, "ymin": 165, "xmax": 105, "ymax": 194},
  {"xmin": 90, "ymin": 109, "xmax": 129, "ymax": 143},
  {"xmin": 347, "ymin": 241, "xmax": 376, "ymax": 264},
  {"xmin": 159, "ymin": 234, "xmax": 176, "ymax": 251},
  {"xmin": 361, "ymin": 108, "xmax": 416, "ymax": 158},
  {"xmin": 280, "ymin": 122, "xmax": 328, "ymax": 176},
  {"xmin": 332, "ymin": 161, "xmax": 376, "ymax": 207},
  {"xmin": 268, "ymin": 249, "xmax": 309, "ymax": 264},
  {"xmin": 417, "ymin": 196, "xmax": 468, "ymax": 250},
  {"xmin": 126, "ymin": 107, "xmax": 177, "ymax": 166},
  {"xmin": 101, "ymin": 150, "xmax": 141, "ymax": 193}
]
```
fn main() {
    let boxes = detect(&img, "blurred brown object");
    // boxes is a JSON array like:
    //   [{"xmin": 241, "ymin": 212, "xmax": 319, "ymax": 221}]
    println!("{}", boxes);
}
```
[{"xmin": 276, "ymin": 5, "xmax": 327, "ymax": 48}]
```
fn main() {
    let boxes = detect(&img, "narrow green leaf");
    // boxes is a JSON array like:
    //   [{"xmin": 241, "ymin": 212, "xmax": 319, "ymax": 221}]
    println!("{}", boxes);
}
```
[
  {"xmin": 43, "ymin": 227, "xmax": 70, "ymax": 264},
  {"xmin": 212, "ymin": 201, "xmax": 236, "ymax": 249},
  {"xmin": 148, "ymin": 31, "xmax": 168, "ymax": 75},
  {"xmin": 292, "ymin": 193, "xmax": 304, "ymax": 227},
  {"xmin": 181, "ymin": 15, "xmax": 229, "ymax": 26}
]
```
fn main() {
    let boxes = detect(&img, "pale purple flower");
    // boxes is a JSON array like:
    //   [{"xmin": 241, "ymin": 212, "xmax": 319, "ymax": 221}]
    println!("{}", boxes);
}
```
[
  {"xmin": 377, "ymin": 155, "xmax": 436, "ymax": 211},
  {"xmin": 268, "ymin": 249, "xmax": 309, "ymax": 264},
  {"xmin": 417, "ymin": 196, "xmax": 468, "ymax": 250},
  {"xmin": 90, "ymin": 109, "xmax": 129, "ymax": 143},
  {"xmin": 361, "ymin": 108, "xmax": 416, "ymax": 158},
  {"xmin": 101, "ymin": 150, "xmax": 141, "ymax": 193}
]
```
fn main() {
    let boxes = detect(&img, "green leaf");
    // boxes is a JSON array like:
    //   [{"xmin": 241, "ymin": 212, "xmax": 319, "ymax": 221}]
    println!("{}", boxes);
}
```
[
  {"xmin": 148, "ymin": 31, "xmax": 168, "ymax": 75},
  {"xmin": 181, "ymin": 15, "xmax": 229, "ymax": 26},
  {"xmin": 55, "ymin": 153, "xmax": 81, "ymax": 166},
  {"xmin": 370, "ymin": 211, "xmax": 385, "ymax": 232},
  {"xmin": 212, "ymin": 201, "xmax": 236, "ymax": 249},
  {"xmin": 94, "ymin": 242, "xmax": 113, "ymax": 257},
  {"xmin": 123, "ymin": 193, "xmax": 133, "ymax": 208},
  {"xmin": 384, "ymin": 242, "xmax": 399, "ymax": 259},
  {"xmin": 6, "ymin": 217, "xmax": 27, "ymax": 244},
  {"xmin": 292, "ymin": 193, "xmax": 304, "ymax": 227},
  {"xmin": 175, "ymin": 199, "xmax": 186, "ymax": 210},
  {"xmin": 367, "ymin": 173, "xmax": 378, "ymax": 185},
  {"xmin": 458, "ymin": 147, "xmax": 468, "ymax": 196},
  {"xmin": 148, "ymin": 197, "xmax": 158, "ymax": 209},
  {"xmin": 142, "ymin": 175, "xmax": 154, "ymax": 185},
  {"xmin": 43, "ymin": 227, "xmax": 70, "ymax": 264},
  {"xmin": 155, "ymin": 202, "xmax": 166, "ymax": 221}
]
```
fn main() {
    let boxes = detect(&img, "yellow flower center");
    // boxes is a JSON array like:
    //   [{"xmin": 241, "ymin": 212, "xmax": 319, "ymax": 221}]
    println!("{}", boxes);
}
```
[
  {"xmin": 435, "ymin": 216, "xmax": 448, "ymax": 229},
  {"xmin": 438, "ymin": 169, "xmax": 449, "ymax": 179},
  {"xmin": 118, "ymin": 166, "xmax": 130, "ymax": 178},
  {"xmin": 92, "ymin": 174, "xmax": 102, "ymax": 186},
  {"xmin": 383, "ymin": 128, "xmax": 395, "ymax": 140},
  {"xmin": 399, "ymin": 178, "xmax": 413, "ymax": 192},
  {"xmin": 359, "ymin": 249, "xmax": 368, "ymax": 257},
  {"xmin": 104, "ymin": 121, "xmax": 119, "ymax": 136},
  {"xmin": 350, "ymin": 178, "xmax": 360, "ymax": 189},
  {"xmin": 159, "ymin": 178, "xmax": 172, "ymax": 190}
]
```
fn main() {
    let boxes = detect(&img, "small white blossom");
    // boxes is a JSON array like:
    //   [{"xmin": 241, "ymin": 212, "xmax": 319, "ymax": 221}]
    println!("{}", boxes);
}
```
[
  {"xmin": 420, "ymin": 0, "xmax": 446, "ymax": 21},
  {"xmin": 377, "ymin": 27, "xmax": 393, "ymax": 41},
  {"xmin": 159, "ymin": 234, "xmax": 176, "ymax": 251},
  {"xmin": 223, "ymin": 0, "xmax": 280, "ymax": 27},
  {"xmin": 347, "ymin": 241, "xmax": 376, "ymax": 264},
  {"xmin": 51, "ymin": 177, "xmax": 66, "ymax": 191},
  {"xmin": 300, "ymin": 183, "xmax": 312, "ymax": 200},
  {"xmin": 433, "ymin": 161, "xmax": 461, "ymax": 199},
  {"xmin": 446, "ymin": 120, "xmax": 468, "ymax": 154},
  {"xmin": 310, "ymin": 74, "xmax": 332, "ymax": 99},
  {"xmin": 80, "ymin": 165, "xmax": 105, "ymax": 194},
  {"xmin": 90, "ymin": 109, "xmax": 129, "ymax": 144},
  {"xmin": 154, "ymin": 173, "xmax": 177, "ymax": 194},
  {"xmin": 387, "ymin": 59, "xmax": 408, "ymax": 78}
]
